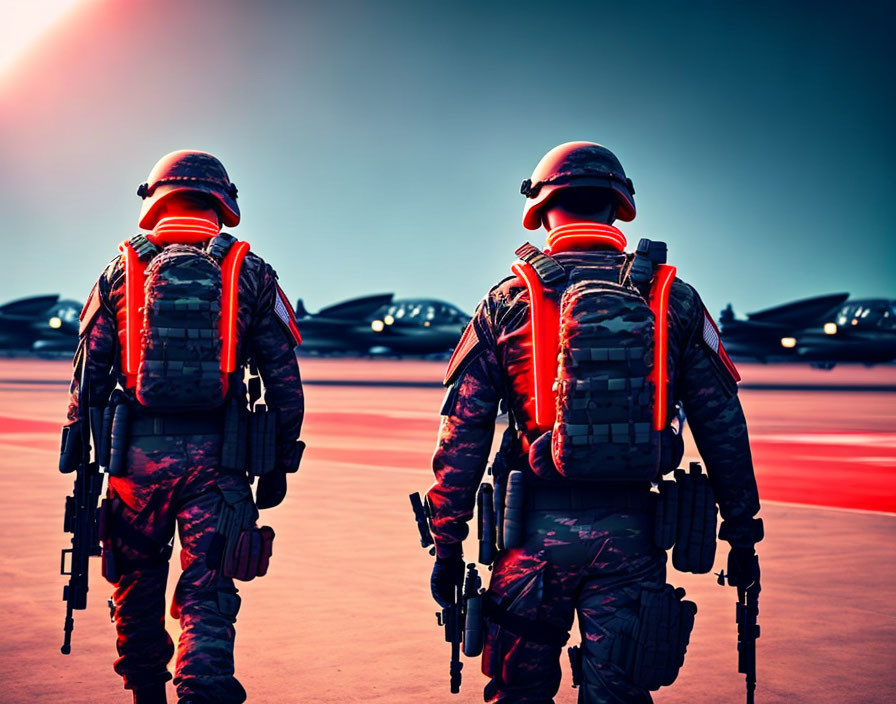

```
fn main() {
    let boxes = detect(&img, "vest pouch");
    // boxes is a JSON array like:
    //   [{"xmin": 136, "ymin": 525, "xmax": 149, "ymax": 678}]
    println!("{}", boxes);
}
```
[
  {"xmin": 107, "ymin": 400, "xmax": 131, "ymax": 478},
  {"xmin": 670, "ymin": 463, "xmax": 718, "ymax": 574},
  {"xmin": 493, "ymin": 471, "xmax": 507, "ymax": 551},
  {"xmin": 221, "ymin": 397, "xmax": 249, "ymax": 473},
  {"xmin": 501, "ymin": 470, "xmax": 526, "ymax": 550},
  {"xmin": 206, "ymin": 485, "xmax": 273, "ymax": 581},
  {"xmin": 224, "ymin": 525, "xmax": 275, "ymax": 581},
  {"xmin": 464, "ymin": 588, "xmax": 484, "ymax": 657},
  {"xmin": 98, "ymin": 404, "xmax": 114, "ymax": 470},
  {"xmin": 476, "ymin": 483, "xmax": 497, "ymax": 566},
  {"xmin": 248, "ymin": 405, "xmax": 278, "ymax": 477},
  {"xmin": 527, "ymin": 430, "xmax": 563, "ymax": 480}
]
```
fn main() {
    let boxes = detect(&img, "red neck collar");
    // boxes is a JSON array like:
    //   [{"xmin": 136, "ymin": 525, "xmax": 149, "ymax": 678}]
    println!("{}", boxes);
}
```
[
  {"xmin": 544, "ymin": 222, "xmax": 627, "ymax": 254},
  {"xmin": 147, "ymin": 215, "xmax": 221, "ymax": 245}
]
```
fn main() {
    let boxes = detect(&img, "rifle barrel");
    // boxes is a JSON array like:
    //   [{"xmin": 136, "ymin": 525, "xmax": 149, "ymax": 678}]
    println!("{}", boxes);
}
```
[{"xmin": 61, "ymin": 603, "xmax": 74, "ymax": 654}]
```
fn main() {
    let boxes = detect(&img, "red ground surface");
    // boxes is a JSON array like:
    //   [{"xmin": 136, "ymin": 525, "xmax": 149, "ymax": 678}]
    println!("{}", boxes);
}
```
[{"xmin": 0, "ymin": 359, "xmax": 894, "ymax": 703}]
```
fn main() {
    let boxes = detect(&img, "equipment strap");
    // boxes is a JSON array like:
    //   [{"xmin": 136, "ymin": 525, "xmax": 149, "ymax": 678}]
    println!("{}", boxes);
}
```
[
  {"xmin": 483, "ymin": 593, "xmax": 570, "ymax": 648},
  {"xmin": 647, "ymin": 265, "xmax": 676, "ymax": 430},
  {"xmin": 207, "ymin": 232, "xmax": 238, "ymax": 262},
  {"xmin": 523, "ymin": 483, "xmax": 652, "ymax": 511},
  {"xmin": 568, "ymin": 346, "xmax": 645, "ymax": 363},
  {"xmin": 219, "ymin": 241, "xmax": 250, "ymax": 373},
  {"xmin": 128, "ymin": 234, "xmax": 161, "ymax": 261},
  {"xmin": 129, "ymin": 412, "xmax": 225, "ymax": 436},
  {"xmin": 514, "ymin": 243, "xmax": 566, "ymax": 285},
  {"xmin": 511, "ymin": 260, "xmax": 559, "ymax": 432},
  {"xmin": 120, "ymin": 240, "xmax": 148, "ymax": 379}
]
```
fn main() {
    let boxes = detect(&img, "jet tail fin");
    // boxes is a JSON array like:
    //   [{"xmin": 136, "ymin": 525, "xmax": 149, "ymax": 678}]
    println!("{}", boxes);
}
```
[
  {"xmin": 315, "ymin": 294, "xmax": 394, "ymax": 321},
  {"xmin": 719, "ymin": 304, "xmax": 735, "ymax": 324},
  {"xmin": 0, "ymin": 294, "xmax": 61, "ymax": 317},
  {"xmin": 747, "ymin": 293, "xmax": 849, "ymax": 326}
]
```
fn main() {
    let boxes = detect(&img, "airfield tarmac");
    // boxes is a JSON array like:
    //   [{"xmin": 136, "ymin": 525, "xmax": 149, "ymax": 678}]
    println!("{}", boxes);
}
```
[{"xmin": 0, "ymin": 358, "xmax": 894, "ymax": 703}]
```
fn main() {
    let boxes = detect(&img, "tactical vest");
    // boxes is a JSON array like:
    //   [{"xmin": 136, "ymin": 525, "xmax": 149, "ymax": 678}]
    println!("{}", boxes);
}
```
[
  {"xmin": 118, "ymin": 233, "xmax": 250, "ymax": 410},
  {"xmin": 512, "ymin": 240, "xmax": 676, "ymax": 482}
]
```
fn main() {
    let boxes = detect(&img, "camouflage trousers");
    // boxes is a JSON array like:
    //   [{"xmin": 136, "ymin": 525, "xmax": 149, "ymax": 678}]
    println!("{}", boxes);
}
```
[
  {"xmin": 104, "ymin": 431, "xmax": 252, "ymax": 704},
  {"xmin": 482, "ymin": 498, "xmax": 666, "ymax": 704}
]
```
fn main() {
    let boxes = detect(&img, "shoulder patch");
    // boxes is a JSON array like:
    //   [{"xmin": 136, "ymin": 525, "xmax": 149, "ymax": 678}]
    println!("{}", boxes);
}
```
[
  {"xmin": 702, "ymin": 307, "xmax": 741, "ymax": 382},
  {"xmin": 443, "ymin": 322, "xmax": 483, "ymax": 387},
  {"xmin": 274, "ymin": 284, "xmax": 302, "ymax": 346},
  {"xmin": 78, "ymin": 282, "xmax": 102, "ymax": 336}
]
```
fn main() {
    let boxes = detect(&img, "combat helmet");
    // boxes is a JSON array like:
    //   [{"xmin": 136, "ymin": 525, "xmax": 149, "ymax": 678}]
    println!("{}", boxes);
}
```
[
  {"xmin": 137, "ymin": 150, "xmax": 240, "ymax": 229},
  {"xmin": 520, "ymin": 141, "xmax": 636, "ymax": 230}
]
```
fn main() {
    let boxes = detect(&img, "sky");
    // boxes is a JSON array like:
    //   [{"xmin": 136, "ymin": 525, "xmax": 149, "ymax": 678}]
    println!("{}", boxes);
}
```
[{"xmin": 0, "ymin": 0, "xmax": 893, "ymax": 317}]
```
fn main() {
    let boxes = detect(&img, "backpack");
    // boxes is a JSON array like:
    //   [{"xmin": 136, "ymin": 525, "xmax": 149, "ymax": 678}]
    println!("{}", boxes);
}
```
[
  {"xmin": 513, "ymin": 240, "xmax": 676, "ymax": 482},
  {"xmin": 118, "ymin": 233, "xmax": 251, "ymax": 411}
]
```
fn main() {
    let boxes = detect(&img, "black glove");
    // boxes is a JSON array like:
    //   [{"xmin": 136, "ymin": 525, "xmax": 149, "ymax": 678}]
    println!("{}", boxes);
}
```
[
  {"xmin": 726, "ymin": 546, "xmax": 760, "ymax": 591},
  {"xmin": 430, "ymin": 548, "xmax": 464, "ymax": 608},
  {"xmin": 256, "ymin": 472, "xmax": 287, "ymax": 509}
]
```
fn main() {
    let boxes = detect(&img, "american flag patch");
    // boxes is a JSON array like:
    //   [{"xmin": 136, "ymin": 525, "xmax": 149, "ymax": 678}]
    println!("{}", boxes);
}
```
[
  {"xmin": 703, "ymin": 311, "xmax": 720, "ymax": 353},
  {"xmin": 443, "ymin": 322, "xmax": 481, "ymax": 387},
  {"xmin": 274, "ymin": 285, "xmax": 302, "ymax": 346},
  {"xmin": 702, "ymin": 306, "xmax": 740, "ymax": 382},
  {"xmin": 79, "ymin": 282, "xmax": 101, "ymax": 336}
]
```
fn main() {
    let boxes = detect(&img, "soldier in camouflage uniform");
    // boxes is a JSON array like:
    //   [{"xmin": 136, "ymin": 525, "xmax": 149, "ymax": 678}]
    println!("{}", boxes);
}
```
[
  {"xmin": 426, "ymin": 142, "xmax": 762, "ymax": 703},
  {"xmin": 65, "ymin": 151, "xmax": 304, "ymax": 704}
]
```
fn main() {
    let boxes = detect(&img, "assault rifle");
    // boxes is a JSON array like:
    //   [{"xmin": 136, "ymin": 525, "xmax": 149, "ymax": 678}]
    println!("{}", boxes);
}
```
[
  {"xmin": 716, "ymin": 555, "xmax": 761, "ymax": 704},
  {"xmin": 409, "ymin": 492, "xmax": 485, "ymax": 694},
  {"xmin": 59, "ymin": 352, "xmax": 106, "ymax": 654}
]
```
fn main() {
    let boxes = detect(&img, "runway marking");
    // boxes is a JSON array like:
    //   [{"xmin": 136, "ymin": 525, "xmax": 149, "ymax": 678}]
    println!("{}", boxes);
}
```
[
  {"xmin": 0, "ymin": 442, "xmax": 56, "ymax": 456},
  {"xmin": 3, "ymin": 437, "xmax": 892, "ymax": 513},
  {"xmin": 752, "ymin": 432, "xmax": 896, "ymax": 448},
  {"xmin": 3, "ymin": 377, "xmax": 896, "ymax": 392},
  {"xmin": 762, "ymin": 498, "xmax": 896, "ymax": 517},
  {"xmin": 740, "ymin": 383, "xmax": 896, "ymax": 393},
  {"xmin": 294, "ymin": 459, "xmax": 426, "ymax": 476},
  {"xmin": 791, "ymin": 454, "xmax": 896, "ymax": 466}
]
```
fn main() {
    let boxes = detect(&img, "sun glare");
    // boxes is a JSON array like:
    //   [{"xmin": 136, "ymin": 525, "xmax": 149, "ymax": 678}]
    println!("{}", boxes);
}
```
[{"xmin": 0, "ymin": 0, "xmax": 91, "ymax": 78}]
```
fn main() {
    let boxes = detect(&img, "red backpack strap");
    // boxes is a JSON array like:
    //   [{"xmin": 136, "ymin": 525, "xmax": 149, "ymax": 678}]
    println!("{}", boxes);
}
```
[
  {"xmin": 511, "ymin": 260, "xmax": 561, "ymax": 432},
  {"xmin": 219, "ymin": 241, "xmax": 251, "ymax": 373},
  {"xmin": 648, "ymin": 264, "xmax": 677, "ymax": 430},
  {"xmin": 119, "ymin": 239, "xmax": 151, "ymax": 379}
]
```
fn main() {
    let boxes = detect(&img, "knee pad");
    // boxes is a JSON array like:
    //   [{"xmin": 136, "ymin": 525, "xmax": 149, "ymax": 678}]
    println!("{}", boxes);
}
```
[
  {"xmin": 171, "ymin": 585, "xmax": 241, "ymax": 621},
  {"xmin": 481, "ymin": 597, "xmax": 569, "ymax": 686}
]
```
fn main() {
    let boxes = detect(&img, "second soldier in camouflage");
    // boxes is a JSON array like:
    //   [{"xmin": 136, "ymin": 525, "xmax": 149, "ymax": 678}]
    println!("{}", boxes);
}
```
[{"xmin": 426, "ymin": 142, "xmax": 762, "ymax": 703}]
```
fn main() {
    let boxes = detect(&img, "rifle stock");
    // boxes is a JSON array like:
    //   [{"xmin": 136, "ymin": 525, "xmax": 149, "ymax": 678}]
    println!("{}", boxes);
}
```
[
  {"xmin": 60, "ymin": 354, "xmax": 105, "ymax": 654},
  {"xmin": 410, "ymin": 493, "xmax": 485, "ymax": 693},
  {"xmin": 717, "ymin": 556, "xmax": 760, "ymax": 704}
]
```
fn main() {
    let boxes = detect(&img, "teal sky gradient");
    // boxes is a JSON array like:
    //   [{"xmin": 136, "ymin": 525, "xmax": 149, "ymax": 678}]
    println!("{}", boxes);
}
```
[{"xmin": 0, "ymin": 0, "xmax": 893, "ymax": 318}]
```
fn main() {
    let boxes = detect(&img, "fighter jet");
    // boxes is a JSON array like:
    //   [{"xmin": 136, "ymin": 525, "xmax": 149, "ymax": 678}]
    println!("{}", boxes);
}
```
[
  {"xmin": 0, "ymin": 294, "xmax": 82, "ymax": 354},
  {"xmin": 719, "ymin": 293, "xmax": 896, "ymax": 368},
  {"xmin": 294, "ymin": 294, "xmax": 469, "ymax": 356}
]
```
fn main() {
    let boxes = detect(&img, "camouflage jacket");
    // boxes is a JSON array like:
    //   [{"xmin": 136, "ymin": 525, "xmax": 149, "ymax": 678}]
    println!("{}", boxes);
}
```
[
  {"xmin": 66, "ymin": 236, "xmax": 304, "ymax": 474},
  {"xmin": 427, "ymin": 247, "xmax": 761, "ymax": 556}
]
